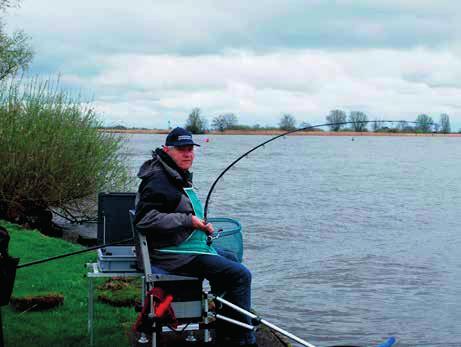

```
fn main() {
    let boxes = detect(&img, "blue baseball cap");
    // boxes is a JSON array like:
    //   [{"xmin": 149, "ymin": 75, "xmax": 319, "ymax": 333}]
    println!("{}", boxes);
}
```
[{"xmin": 165, "ymin": 127, "xmax": 200, "ymax": 147}]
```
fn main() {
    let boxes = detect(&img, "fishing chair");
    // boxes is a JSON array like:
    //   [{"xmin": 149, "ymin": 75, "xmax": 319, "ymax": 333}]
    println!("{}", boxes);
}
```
[
  {"xmin": 128, "ymin": 210, "xmax": 211, "ymax": 346},
  {"xmin": 129, "ymin": 209, "xmax": 368, "ymax": 347},
  {"xmin": 129, "ymin": 210, "xmax": 247, "ymax": 346}
]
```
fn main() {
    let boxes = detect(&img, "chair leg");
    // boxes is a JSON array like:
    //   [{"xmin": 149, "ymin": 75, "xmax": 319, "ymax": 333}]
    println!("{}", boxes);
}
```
[{"xmin": 203, "ymin": 292, "xmax": 212, "ymax": 343}]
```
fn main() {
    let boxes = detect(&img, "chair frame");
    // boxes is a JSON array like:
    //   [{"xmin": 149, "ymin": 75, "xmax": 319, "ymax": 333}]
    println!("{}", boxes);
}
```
[{"xmin": 129, "ymin": 210, "xmax": 212, "ymax": 346}]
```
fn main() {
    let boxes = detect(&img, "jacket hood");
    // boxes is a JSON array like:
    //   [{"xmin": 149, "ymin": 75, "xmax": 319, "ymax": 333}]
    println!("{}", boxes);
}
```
[{"xmin": 137, "ymin": 156, "xmax": 160, "ymax": 179}]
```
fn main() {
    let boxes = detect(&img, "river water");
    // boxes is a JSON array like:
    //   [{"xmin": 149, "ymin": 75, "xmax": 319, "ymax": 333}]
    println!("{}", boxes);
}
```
[{"xmin": 124, "ymin": 134, "xmax": 461, "ymax": 347}]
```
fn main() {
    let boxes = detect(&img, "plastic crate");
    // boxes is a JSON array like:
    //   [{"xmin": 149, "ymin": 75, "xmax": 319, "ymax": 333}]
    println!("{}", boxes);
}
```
[{"xmin": 97, "ymin": 246, "xmax": 138, "ymax": 272}]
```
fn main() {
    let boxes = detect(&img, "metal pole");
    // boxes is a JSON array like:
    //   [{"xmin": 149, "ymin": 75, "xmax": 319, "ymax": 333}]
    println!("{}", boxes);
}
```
[
  {"xmin": 214, "ymin": 296, "xmax": 316, "ymax": 347},
  {"xmin": 88, "ymin": 276, "xmax": 94, "ymax": 347},
  {"xmin": 260, "ymin": 318, "xmax": 316, "ymax": 347},
  {"xmin": 215, "ymin": 314, "xmax": 255, "ymax": 330},
  {"xmin": 215, "ymin": 296, "xmax": 258, "ymax": 318}
]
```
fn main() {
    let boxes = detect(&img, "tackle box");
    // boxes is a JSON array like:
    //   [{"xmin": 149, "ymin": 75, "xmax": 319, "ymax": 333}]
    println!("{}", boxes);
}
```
[{"xmin": 97, "ymin": 246, "xmax": 138, "ymax": 272}]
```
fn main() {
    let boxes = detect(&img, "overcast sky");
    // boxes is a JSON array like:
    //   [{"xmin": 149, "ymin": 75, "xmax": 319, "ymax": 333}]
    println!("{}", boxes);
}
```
[{"xmin": 6, "ymin": 0, "xmax": 461, "ymax": 129}]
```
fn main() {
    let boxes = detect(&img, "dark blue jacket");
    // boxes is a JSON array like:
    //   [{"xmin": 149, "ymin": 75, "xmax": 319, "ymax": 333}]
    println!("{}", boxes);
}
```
[{"xmin": 135, "ymin": 148, "xmax": 197, "ymax": 270}]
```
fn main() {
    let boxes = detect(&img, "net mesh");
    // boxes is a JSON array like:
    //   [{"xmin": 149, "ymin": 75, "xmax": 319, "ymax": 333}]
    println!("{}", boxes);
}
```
[{"xmin": 208, "ymin": 217, "xmax": 243, "ymax": 263}]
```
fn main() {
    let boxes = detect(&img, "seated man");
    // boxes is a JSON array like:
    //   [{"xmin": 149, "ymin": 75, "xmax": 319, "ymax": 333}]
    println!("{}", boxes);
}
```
[{"xmin": 134, "ymin": 127, "xmax": 257, "ymax": 347}]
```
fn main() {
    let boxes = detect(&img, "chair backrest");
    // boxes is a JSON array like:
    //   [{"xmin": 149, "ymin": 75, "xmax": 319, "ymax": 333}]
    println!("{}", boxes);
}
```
[{"xmin": 128, "ymin": 209, "xmax": 152, "ymax": 278}]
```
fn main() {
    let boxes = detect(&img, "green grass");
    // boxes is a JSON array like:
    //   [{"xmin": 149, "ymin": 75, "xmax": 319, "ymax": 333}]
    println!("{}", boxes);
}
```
[
  {"xmin": 97, "ymin": 278, "xmax": 141, "ymax": 307},
  {"xmin": 1, "ymin": 220, "xmax": 139, "ymax": 347}
]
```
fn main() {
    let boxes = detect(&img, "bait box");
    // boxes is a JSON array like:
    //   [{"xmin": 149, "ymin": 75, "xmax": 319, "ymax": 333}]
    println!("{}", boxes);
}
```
[{"xmin": 97, "ymin": 246, "xmax": 138, "ymax": 272}]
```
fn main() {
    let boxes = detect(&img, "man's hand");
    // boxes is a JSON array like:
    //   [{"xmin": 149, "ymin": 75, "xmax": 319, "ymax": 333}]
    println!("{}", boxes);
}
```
[{"xmin": 191, "ymin": 216, "xmax": 214, "ymax": 235}]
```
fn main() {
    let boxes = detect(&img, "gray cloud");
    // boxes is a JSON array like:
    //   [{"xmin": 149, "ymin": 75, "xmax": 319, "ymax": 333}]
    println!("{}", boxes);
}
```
[
  {"xmin": 10, "ymin": 0, "xmax": 460, "ymax": 56},
  {"xmin": 4, "ymin": 1, "xmax": 461, "ymax": 129},
  {"xmin": 57, "ymin": 48, "xmax": 459, "ymax": 129}
]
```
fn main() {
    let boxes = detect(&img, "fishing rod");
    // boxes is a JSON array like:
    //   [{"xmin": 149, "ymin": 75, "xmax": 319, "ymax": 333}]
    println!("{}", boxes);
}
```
[
  {"xmin": 16, "ymin": 237, "xmax": 133, "ymax": 269},
  {"xmin": 203, "ymin": 119, "xmax": 435, "ymax": 222},
  {"xmin": 13, "ymin": 120, "xmax": 432, "ymax": 266}
]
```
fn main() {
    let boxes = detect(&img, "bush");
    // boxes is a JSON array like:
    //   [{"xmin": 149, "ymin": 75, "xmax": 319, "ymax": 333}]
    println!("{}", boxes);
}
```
[
  {"xmin": 0, "ymin": 77, "xmax": 132, "ymax": 226},
  {"xmin": 185, "ymin": 107, "xmax": 207, "ymax": 134},
  {"xmin": 278, "ymin": 114, "xmax": 296, "ymax": 131}
]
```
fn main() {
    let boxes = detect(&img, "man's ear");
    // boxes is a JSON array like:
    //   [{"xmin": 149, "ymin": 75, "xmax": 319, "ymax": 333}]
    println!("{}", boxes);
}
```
[{"xmin": 162, "ymin": 146, "xmax": 169, "ymax": 153}]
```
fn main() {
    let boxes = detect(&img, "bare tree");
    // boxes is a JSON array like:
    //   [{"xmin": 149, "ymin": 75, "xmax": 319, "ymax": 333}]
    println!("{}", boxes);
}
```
[
  {"xmin": 212, "ymin": 113, "xmax": 238, "ymax": 132},
  {"xmin": 415, "ymin": 114, "xmax": 433, "ymax": 133},
  {"xmin": 439, "ymin": 113, "xmax": 451, "ymax": 133},
  {"xmin": 349, "ymin": 111, "xmax": 368, "ymax": 132},
  {"xmin": 372, "ymin": 118, "xmax": 381, "ymax": 132},
  {"xmin": 185, "ymin": 108, "xmax": 207, "ymax": 134},
  {"xmin": 326, "ymin": 109, "xmax": 346, "ymax": 131},
  {"xmin": 279, "ymin": 114, "xmax": 296, "ymax": 131}
]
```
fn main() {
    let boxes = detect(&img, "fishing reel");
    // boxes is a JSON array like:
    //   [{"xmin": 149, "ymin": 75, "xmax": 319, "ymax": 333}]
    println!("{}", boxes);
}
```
[{"xmin": 206, "ymin": 228, "xmax": 223, "ymax": 246}]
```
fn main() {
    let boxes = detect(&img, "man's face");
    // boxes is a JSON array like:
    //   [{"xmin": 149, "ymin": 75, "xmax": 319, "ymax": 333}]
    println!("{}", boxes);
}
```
[{"xmin": 164, "ymin": 145, "xmax": 195, "ymax": 170}]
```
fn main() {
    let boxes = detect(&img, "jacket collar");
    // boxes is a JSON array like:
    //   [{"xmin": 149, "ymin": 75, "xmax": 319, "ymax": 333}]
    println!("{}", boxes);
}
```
[{"xmin": 155, "ymin": 148, "xmax": 192, "ymax": 187}]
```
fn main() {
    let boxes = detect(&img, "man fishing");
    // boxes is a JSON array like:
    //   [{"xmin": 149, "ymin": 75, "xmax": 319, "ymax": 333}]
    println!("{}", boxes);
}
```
[{"xmin": 134, "ymin": 127, "xmax": 257, "ymax": 347}]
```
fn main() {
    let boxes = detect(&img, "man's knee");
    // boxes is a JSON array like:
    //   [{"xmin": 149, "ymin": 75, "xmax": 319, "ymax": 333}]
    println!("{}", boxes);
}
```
[
  {"xmin": 236, "ymin": 265, "xmax": 252, "ymax": 286},
  {"xmin": 217, "ymin": 248, "xmax": 239, "ymax": 262}
]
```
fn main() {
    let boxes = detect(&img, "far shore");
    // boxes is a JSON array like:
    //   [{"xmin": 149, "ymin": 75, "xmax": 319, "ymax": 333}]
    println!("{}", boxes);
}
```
[{"xmin": 100, "ymin": 128, "xmax": 461, "ymax": 137}]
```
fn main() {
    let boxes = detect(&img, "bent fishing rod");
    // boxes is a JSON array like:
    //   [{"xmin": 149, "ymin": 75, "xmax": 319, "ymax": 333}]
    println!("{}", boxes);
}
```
[
  {"xmin": 14, "ymin": 120, "xmax": 430, "ymax": 268},
  {"xmin": 203, "ymin": 119, "xmax": 433, "ymax": 222}
]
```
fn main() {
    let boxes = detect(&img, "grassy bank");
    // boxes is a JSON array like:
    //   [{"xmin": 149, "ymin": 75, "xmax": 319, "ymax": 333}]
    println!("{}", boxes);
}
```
[{"xmin": 1, "ymin": 220, "xmax": 138, "ymax": 347}]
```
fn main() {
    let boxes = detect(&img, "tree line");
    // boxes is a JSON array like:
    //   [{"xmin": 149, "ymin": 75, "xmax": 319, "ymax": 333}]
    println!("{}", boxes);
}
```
[{"xmin": 184, "ymin": 108, "xmax": 454, "ymax": 134}]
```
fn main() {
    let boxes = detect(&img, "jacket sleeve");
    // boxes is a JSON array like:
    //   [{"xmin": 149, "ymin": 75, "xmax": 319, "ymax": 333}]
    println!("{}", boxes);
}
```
[{"xmin": 134, "ymin": 185, "xmax": 193, "ymax": 236}]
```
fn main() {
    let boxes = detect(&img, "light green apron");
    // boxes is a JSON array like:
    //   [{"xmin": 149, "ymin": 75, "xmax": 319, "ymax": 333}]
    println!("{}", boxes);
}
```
[{"xmin": 157, "ymin": 187, "xmax": 217, "ymax": 256}]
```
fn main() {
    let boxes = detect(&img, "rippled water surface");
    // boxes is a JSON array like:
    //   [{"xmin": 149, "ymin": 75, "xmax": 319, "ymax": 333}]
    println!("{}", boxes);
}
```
[{"xmin": 125, "ymin": 134, "xmax": 461, "ymax": 346}]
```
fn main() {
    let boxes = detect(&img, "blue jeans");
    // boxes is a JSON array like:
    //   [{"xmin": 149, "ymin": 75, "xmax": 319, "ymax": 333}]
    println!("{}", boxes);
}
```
[{"xmin": 176, "ymin": 248, "xmax": 256, "ymax": 345}]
